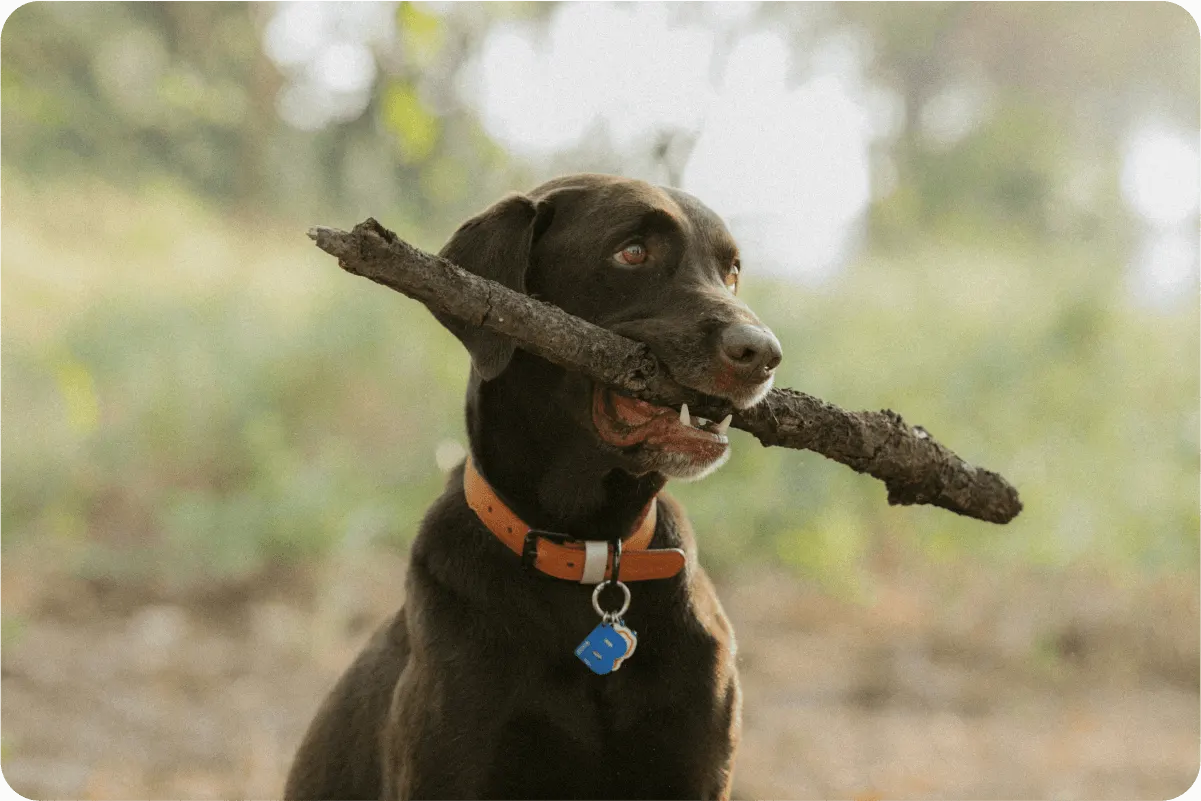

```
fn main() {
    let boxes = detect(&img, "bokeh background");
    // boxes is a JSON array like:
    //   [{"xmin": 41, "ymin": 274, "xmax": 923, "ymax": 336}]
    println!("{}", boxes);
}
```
[{"xmin": 2, "ymin": 2, "xmax": 1198, "ymax": 798}]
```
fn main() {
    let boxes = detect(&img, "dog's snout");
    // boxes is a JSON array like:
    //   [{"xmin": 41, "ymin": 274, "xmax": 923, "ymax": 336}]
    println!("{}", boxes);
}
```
[{"xmin": 718, "ymin": 324, "xmax": 782, "ymax": 380}]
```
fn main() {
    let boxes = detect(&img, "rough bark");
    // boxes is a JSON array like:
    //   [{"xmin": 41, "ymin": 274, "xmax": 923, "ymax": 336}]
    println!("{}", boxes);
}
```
[{"xmin": 308, "ymin": 218, "xmax": 1023, "ymax": 524}]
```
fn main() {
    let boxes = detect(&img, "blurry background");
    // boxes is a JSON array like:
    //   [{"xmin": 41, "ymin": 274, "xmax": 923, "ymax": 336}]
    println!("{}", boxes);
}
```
[{"xmin": 2, "ymin": 2, "xmax": 1198, "ymax": 798}]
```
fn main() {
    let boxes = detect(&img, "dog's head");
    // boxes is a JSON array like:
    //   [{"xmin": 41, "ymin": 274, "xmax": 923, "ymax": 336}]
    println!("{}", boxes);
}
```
[{"xmin": 438, "ymin": 173, "xmax": 781, "ymax": 482}]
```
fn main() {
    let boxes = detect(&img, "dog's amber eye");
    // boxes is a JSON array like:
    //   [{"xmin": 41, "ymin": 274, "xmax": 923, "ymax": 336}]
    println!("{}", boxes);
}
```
[
  {"xmin": 725, "ymin": 262, "xmax": 740, "ymax": 293},
  {"xmin": 615, "ymin": 243, "xmax": 648, "ymax": 266}
]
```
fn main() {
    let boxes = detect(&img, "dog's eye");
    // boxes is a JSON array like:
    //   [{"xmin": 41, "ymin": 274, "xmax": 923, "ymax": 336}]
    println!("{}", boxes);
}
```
[
  {"xmin": 614, "ymin": 243, "xmax": 648, "ymax": 266},
  {"xmin": 724, "ymin": 262, "xmax": 740, "ymax": 293}
]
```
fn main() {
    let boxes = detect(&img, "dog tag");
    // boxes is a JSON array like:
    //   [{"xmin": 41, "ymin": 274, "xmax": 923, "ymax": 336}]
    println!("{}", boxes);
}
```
[
  {"xmin": 609, "ymin": 621, "xmax": 638, "ymax": 670},
  {"xmin": 575, "ymin": 621, "xmax": 636, "ymax": 675},
  {"xmin": 578, "ymin": 578, "xmax": 637, "ymax": 675}
]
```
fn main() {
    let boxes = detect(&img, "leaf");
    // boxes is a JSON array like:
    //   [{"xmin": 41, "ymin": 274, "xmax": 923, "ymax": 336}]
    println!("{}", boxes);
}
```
[
  {"xmin": 381, "ymin": 82, "xmax": 439, "ymax": 164},
  {"xmin": 398, "ymin": 2, "xmax": 445, "ymax": 68}
]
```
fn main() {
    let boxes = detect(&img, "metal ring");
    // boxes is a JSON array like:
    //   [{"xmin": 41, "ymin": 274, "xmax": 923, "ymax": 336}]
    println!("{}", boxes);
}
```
[{"xmin": 591, "ymin": 580, "xmax": 631, "ymax": 620}]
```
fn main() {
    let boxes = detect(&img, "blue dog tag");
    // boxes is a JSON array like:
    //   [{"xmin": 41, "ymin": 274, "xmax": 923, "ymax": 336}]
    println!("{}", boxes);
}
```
[{"xmin": 574, "ymin": 621, "xmax": 638, "ymax": 675}]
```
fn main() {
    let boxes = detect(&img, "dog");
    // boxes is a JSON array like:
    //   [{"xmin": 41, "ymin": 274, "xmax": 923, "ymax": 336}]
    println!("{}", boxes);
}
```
[{"xmin": 284, "ymin": 174, "xmax": 783, "ymax": 799}]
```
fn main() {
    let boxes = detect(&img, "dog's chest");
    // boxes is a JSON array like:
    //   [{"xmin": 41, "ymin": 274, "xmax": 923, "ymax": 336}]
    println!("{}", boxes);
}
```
[{"xmin": 482, "ymin": 652, "xmax": 722, "ymax": 796}]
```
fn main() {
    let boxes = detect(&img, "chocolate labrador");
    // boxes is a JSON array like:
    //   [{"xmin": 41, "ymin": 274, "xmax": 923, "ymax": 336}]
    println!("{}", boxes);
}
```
[{"xmin": 284, "ymin": 174, "xmax": 782, "ymax": 799}]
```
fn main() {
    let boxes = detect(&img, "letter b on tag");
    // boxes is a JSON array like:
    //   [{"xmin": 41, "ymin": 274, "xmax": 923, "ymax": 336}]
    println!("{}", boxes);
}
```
[{"xmin": 575, "ymin": 622, "xmax": 638, "ymax": 675}]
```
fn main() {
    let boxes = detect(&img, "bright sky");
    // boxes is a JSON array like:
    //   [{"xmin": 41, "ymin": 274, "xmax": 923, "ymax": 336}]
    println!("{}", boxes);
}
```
[
  {"xmin": 263, "ymin": 2, "xmax": 391, "ymax": 130},
  {"xmin": 1121, "ymin": 124, "xmax": 1200, "ymax": 305},
  {"xmin": 463, "ymin": 4, "xmax": 880, "ymax": 281},
  {"xmin": 263, "ymin": 1, "xmax": 1199, "ymax": 294},
  {"xmin": 1122, "ymin": 125, "xmax": 1199, "ymax": 227}
]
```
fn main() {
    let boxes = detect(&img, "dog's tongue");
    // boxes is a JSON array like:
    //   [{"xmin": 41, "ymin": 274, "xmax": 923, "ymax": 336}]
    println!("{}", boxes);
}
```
[
  {"xmin": 609, "ymin": 393, "xmax": 668, "ymax": 427},
  {"xmin": 592, "ymin": 387, "xmax": 731, "ymax": 458},
  {"xmin": 593, "ymin": 391, "xmax": 675, "ymax": 447}
]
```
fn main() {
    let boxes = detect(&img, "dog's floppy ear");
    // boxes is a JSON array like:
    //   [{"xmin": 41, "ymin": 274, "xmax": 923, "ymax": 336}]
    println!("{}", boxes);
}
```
[{"xmin": 436, "ymin": 193, "xmax": 542, "ymax": 380}]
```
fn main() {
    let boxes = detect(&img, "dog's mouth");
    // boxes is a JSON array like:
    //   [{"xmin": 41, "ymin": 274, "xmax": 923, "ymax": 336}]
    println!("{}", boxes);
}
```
[{"xmin": 591, "ymin": 386, "xmax": 731, "ymax": 463}]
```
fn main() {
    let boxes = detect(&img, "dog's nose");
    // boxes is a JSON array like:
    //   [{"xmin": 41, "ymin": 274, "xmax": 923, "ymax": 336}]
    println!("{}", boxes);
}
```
[{"xmin": 718, "ymin": 324, "xmax": 782, "ymax": 380}]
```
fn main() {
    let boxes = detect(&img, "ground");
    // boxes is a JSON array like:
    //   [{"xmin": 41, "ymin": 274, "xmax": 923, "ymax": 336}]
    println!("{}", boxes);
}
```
[{"xmin": 2, "ymin": 549, "xmax": 1197, "ymax": 799}]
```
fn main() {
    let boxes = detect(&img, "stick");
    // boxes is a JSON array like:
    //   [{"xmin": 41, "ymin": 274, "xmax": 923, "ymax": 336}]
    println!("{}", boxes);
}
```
[{"xmin": 308, "ymin": 218, "xmax": 1023, "ymax": 524}]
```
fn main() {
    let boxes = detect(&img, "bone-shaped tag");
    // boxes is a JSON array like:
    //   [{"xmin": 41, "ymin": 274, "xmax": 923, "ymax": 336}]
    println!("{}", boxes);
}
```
[
  {"xmin": 610, "ymin": 621, "xmax": 637, "ymax": 670},
  {"xmin": 575, "ymin": 622, "xmax": 637, "ymax": 675}
]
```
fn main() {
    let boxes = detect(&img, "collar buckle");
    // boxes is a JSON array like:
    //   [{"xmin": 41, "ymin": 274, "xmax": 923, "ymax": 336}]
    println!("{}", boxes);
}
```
[{"xmin": 521, "ymin": 528, "xmax": 573, "ymax": 575}]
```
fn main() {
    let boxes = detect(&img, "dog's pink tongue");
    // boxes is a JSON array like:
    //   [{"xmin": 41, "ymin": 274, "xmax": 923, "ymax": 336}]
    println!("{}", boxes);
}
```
[
  {"xmin": 610, "ymin": 393, "xmax": 663, "ymax": 426},
  {"xmin": 592, "ymin": 388, "xmax": 677, "ymax": 447}
]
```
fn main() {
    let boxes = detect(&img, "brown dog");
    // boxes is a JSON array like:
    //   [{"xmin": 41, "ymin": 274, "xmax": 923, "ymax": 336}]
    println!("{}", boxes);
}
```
[{"xmin": 285, "ymin": 174, "xmax": 782, "ymax": 799}]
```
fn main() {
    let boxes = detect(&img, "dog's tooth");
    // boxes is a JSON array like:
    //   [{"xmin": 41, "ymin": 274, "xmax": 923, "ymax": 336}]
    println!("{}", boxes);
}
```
[
  {"xmin": 716, "ymin": 414, "xmax": 733, "ymax": 435},
  {"xmin": 679, "ymin": 403, "xmax": 690, "ymax": 427},
  {"xmin": 695, "ymin": 417, "xmax": 709, "ymax": 428}
]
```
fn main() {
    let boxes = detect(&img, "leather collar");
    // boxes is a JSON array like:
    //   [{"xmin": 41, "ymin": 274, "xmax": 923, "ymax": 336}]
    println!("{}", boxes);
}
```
[{"xmin": 463, "ymin": 456, "xmax": 686, "ymax": 583}]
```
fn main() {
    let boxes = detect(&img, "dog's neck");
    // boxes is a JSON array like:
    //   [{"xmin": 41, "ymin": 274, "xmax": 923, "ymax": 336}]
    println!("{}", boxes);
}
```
[{"xmin": 464, "ymin": 356, "xmax": 665, "ymax": 542}]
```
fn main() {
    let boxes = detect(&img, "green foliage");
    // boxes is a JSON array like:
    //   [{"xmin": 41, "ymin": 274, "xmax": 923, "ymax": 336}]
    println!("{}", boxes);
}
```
[
  {"xmin": 397, "ymin": 2, "xmax": 446, "ymax": 69},
  {"xmin": 1, "ymin": 3, "xmax": 1195, "ymax": 591},
  {"xmin": 2, "ymin": 178, "xmax": 1195, "ymax": 590},
  {"xmin": 1, "ymin": 3, "xmax": 268, "ymax": 203},
  {"xmin": 1, "ymin": 615, "xmax": 27, "ymax": 652},
  {"xmin": 13, "ymin": 306, "xmax": 356, "ymax": 581},
  {"xmin": 382, "ymin": 83, "xmax": 439, "ymax": 165},
  {"xmin": 681, "ymin": 236, "xmax": 1198, "ymax": 584},
  {"xmin": 1, "ymin": 179, "xmax": 469, "ymax": 588},
  {"xmin": 0, "ymin": 2, "xmax": 515, "ymax": 229}
]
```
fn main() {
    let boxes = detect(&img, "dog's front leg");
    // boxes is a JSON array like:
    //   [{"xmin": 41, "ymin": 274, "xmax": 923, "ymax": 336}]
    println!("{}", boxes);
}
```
[{"xmin": 380, "ymin": 661, "xmax": 502, "ymax": 800}]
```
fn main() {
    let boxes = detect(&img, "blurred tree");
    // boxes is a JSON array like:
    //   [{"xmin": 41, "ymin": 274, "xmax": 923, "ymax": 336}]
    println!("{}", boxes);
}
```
[
  {"xmin": 5, "ymin": 2, "xmax": 1194, "ymax": 248},
  {"xmin": 1, "ymin": 2, "xmax": 518, "ymax": 236},
  {"xmin": 3, "ymin": 4, "xmax": 273, "ymax": 205},
  {"xmin": 1, "ymin": 1, "xmax": 1196, "ymax": 587},
  {"xmin": 835, "ymin": 2, "xmax": 1199, "ymax": 245}
]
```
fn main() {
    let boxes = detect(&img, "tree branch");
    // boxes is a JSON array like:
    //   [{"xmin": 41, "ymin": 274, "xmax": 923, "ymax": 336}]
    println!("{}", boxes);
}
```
[{"xmin": 308, "ymin": 218, "xmax": 1022, "ymax": 525}]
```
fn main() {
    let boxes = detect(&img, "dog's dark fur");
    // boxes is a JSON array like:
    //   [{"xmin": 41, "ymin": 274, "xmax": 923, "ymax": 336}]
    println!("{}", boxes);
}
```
[{"xmin": 284, "ymin": 174, "xmax": 782, "ymax": 799}]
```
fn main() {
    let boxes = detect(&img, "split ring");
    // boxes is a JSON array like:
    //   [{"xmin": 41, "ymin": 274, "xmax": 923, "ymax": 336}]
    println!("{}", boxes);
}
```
[{"xmin": 591, "ymin": 580, "xmax": 631, "ymax": 620}]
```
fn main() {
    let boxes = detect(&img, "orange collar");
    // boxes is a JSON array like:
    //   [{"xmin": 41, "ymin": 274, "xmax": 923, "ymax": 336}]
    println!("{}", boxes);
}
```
[{"xmin": 463, "ymin": 456, "xmax": 685, "ymax": 583}]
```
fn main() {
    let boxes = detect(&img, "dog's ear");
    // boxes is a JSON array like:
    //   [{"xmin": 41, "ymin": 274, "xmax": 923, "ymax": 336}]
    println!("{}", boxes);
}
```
[{"xmin": 436, "ymin": 193, "xmax": 542, "ymax": 380}]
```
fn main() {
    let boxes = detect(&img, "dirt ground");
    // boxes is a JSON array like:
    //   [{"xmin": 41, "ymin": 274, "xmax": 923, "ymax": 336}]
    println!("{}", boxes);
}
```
[{"xmin": 2, "ymin": 548, "xmax": 1197, "ymax": 800}]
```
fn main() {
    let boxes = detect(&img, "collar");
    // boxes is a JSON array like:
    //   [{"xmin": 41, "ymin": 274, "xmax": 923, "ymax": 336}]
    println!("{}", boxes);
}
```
[{"xmin": 463, "ymin": 456, "xmax": 686, "ymax": 583}]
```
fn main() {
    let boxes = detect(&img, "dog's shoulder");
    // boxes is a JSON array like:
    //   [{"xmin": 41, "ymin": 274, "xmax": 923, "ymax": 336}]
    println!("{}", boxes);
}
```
[{"xmin": 283, "ymin": 610, "xmax": 410, "ymax": 800}]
